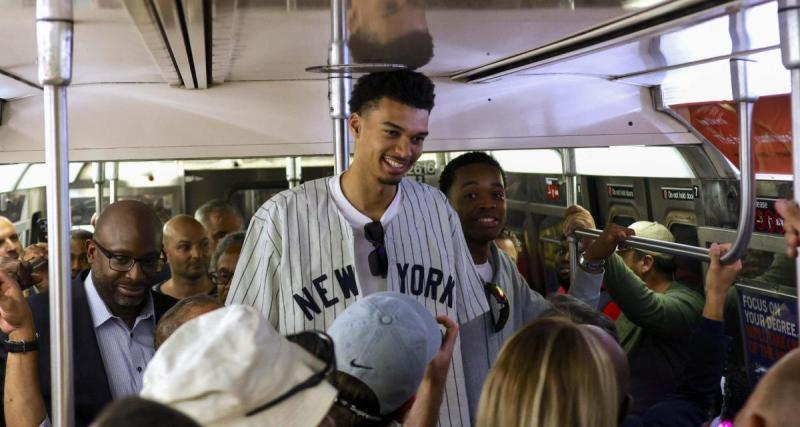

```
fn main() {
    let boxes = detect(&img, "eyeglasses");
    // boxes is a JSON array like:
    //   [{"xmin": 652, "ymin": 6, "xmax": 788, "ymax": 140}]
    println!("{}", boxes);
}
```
[
  {"xmin": 364, "ymin": 221, "xmax": 388, "ymax": 278},
  {"xmin": 209, "ymin": 270, "xmax": 235, "ymax": 286},
  {"xmin": 91, "ymin": 240, "xmax": 165, "ymax": 275},
  {"xmin": 485, "ymin": 282, "xmax": 510, "ymax": 332},
  {"xmin": 246, "ymin": 331, "xmax": 336, "ymax": 417}
]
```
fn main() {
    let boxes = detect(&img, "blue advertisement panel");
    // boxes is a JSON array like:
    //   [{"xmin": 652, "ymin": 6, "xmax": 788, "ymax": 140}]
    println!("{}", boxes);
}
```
[{"xmin": 737, "ymin": 286, "xmax": 798, "ymax": 385}]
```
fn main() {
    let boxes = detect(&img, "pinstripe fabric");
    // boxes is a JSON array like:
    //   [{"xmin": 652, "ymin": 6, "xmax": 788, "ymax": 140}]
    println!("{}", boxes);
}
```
[
  {"xmin": 83, "ymin": 275, "xmax": 156, "ymax": 399},
  {"xmin": 227, "ymin": 176, "xmax": 489, "ymax": 426},
  {"xmin": 459, "ymin": 244, "xmax": 602, "ymax": 421}
]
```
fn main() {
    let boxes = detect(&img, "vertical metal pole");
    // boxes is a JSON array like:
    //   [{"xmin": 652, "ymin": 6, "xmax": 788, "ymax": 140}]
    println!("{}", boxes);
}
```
[
  {"xmin": 92, "ymin": 161, "xmax": 105, "ymax": 215},
  {"xmin": 36, "ymin": 1, "xmax": 73, "ymax": 426},
  {"xmin": 778, "ymin": 0, "xmax": 800, "ymax": 331},
  {"xmin": 286, "ymin": 156, "xmax": 302, "ymax": 188},
  {"xmin": 560, "ymin": 148, "xmax": 579, "ymax": 288},
  {"xmin": 108, "ymin": 162, "xmax": 119, "ymax": 203},
  {"xmin": 722, "ymin": 58, "xmax": 757, "ymax": 264},
  {"xmin": 329, "ymin": 0, "xmax": 351, "ymax": 174}
]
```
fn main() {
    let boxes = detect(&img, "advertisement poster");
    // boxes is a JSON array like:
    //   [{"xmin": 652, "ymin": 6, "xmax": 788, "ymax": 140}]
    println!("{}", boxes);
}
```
[
  {"xmin": 737, "ymin": 286, "xmax": 798, "ymax": 385},
  {"xmin": 672, "ymin": 94, "xmax": 792, "ymax": 175}
]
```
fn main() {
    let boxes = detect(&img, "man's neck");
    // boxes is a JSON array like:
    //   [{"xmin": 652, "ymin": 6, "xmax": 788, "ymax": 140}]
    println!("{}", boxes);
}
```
[
  {"xmin": 645, "ymin": 275, "xmax": 672, "ymax": 294},
  {"xmin": 340, "ymin": 166, "xmax": 398, "ymax": 222},
  {"xmin": 468, "ymin": 239, "xmax": 492, "ymax": 265},
  {"xmin": 162, "ymin": 276, "xmax": 213, "ymax": 299}
]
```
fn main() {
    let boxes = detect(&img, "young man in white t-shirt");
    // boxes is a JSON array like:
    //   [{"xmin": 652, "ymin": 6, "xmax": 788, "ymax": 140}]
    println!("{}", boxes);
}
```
[{"xmin": 227, "ymin": 70, "xmax": 488, "ymax": 426}]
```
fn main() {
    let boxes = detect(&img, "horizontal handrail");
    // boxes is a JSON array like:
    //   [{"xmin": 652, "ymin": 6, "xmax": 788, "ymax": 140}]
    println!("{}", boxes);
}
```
[{"xmin": 572, "ymin": 228, "xmax": 711, "ymax": 262}]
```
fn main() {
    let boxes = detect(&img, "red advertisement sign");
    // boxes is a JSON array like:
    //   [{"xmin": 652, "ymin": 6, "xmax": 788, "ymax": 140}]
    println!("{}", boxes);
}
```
[
  {"xmin": 545, "ymin": 178, "xmax": 561, "ymax": 201},
  {"xmin": 754, "ymin": 198, "xmax": 786, "ymax": 235},
  {"xmin": 672, "ymin": 94, "xmax": 792, "ymax": 175}
]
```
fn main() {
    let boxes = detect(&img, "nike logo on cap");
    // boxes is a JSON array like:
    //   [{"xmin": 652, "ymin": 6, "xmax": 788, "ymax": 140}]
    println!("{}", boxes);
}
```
[{"xmin": 350, "ymin": 359, "xmax": 373, "ymax": 370}]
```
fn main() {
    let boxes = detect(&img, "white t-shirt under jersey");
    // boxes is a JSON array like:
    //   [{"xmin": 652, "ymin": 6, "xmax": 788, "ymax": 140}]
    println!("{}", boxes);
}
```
[
  {"xmin": 328, "ymin": 174, "xmax": 403, "ymax": 295},
  {"xmin": 475, "ymin": 261, "xmax": 493, "ymax": 284}
]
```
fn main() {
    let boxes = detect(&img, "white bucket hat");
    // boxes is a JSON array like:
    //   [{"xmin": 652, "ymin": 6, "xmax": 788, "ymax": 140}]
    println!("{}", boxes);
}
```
[{"xmin": 141, "ymin": 305, "xmax": 337, "ymax": 427}]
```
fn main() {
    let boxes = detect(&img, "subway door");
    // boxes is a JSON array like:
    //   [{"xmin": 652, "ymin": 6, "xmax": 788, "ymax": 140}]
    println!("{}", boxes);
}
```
[
  {"xmin": 648, "ymin": 178, "xmax": 704, "ymax": 290},
  {"xmin": 591, "ymin": 177, "xmax": 650, "ymax": 227}
]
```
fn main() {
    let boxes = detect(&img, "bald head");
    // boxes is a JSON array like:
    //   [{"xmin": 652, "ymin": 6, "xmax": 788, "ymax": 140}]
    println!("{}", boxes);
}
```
[
  {"xmin": 163, "ymin": 215, "xmax": 210, "ymax": 283},
  {"xmin": 0, "ymin": 216, "xmax": 21, "ymax": 260},
  {"xmin": 95, "ymin": 200, "xmax": 163, "ymax": 250},
  {"xmin": 164, "ymin": 215, "xmax": 206, "ymax": 246},
  {"xmin": 736, "ymin": 349, "xmax": 800, "ymax": 427},
  {"xmin": 88, "ymin": 201, "xmax": 165, "ymax": 313}
]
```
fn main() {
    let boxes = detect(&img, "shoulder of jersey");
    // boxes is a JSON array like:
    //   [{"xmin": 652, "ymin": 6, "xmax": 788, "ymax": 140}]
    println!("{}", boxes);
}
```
[
  {"xmin": 254, "ymin": 177, "xmax": 330, "ymax": 217},
  {"xmin": 400, "ymin": 176, "xmax": 449, "ymax": 202}
]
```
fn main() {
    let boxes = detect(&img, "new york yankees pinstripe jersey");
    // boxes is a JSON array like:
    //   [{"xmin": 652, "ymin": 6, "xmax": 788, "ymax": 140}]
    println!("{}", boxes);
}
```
[
  {"xmin": 460, "ymin": 243, "xmax": 602, "ymax": 421},
  {"xmin": 227, "ymin": 176, "xmax": 490, "ymax": 427}
]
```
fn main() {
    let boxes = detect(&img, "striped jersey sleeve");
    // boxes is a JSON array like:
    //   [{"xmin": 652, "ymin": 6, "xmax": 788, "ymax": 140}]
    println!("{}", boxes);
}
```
[{"xmin": 225, "ymin": 198, "xmax": 284, "ymax": 329}]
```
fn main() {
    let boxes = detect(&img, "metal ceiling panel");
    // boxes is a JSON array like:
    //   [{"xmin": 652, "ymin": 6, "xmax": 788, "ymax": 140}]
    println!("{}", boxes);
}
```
[
  {"xmin": 152, "ymin": 0, "xmax": 198, "ymax": 88},
  {"xmin": 211, "ymin": 0, "xmax": 239, "ymax": 83},
  {"xmin": 122, "ymin": 0, "xmax": 183, "ymax": 86}
]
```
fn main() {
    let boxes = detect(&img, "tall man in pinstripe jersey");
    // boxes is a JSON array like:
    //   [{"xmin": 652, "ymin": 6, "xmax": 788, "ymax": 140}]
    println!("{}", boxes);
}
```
[{"xmin": 227, "ymin": 70, "xmax": 489, "ymax": 426}]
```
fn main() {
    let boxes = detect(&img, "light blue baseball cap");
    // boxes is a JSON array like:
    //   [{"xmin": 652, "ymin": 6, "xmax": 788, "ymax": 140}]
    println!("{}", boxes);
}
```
[{"xmin": 327, "ymin": 292, "xmax": 441, "ymax": 415}]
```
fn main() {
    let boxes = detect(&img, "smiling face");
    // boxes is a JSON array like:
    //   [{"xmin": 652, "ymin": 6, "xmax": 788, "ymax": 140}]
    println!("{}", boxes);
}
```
[
  {"xmin": 89, "ymin": 202, "xmax": 164, "ymax": 310},
  {"xmin": 447, "ymin": 163, "xmax": 507, "ymax": 246},
  {"xmin": 349, "ymin": 97, "xmax": 429, "ymax": 186}
]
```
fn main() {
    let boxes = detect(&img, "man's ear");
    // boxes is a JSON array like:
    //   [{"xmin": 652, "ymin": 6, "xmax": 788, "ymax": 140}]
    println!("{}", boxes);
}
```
[
  {"xmin": 640, "ymin": 254, "xmax": 655, "ymax": 275},
  {"xmin": 86, "ymin": 240, "xmax": 96, "ymax": 263},
  {"xmin": 348, "ymin": 113, "xmax": 362, "ymax": 139}
]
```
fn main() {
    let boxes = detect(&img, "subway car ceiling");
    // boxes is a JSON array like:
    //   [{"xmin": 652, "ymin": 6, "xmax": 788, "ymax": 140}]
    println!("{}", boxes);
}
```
[{"xmin": 0, "ymin": 0, "xmax": 788, "ymax": 163}]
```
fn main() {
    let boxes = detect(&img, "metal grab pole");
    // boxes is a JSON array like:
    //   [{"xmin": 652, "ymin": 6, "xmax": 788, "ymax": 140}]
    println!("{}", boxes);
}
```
[
  {"xmin": 108, "ymin": 162, "xmax": 119, "ymax": 203},
  {"xmin": 560, "ymin": 148, "xmax": 579, "ymax": 287},
  {"xmin": 329, "ymin": 0, "xmax": 351, "ymax": 174},
  {"xmin": 723, "ymin": 57, "xmax": 757, "ymax": 265},
  {"xmin": 286, "ymin": 156, "xmax": 302, "ymax": 188},
  {"xmin": 573, "ymin": 229, "xmax": 712, "ymax": 262},
  {"xmin": 36, "ymin": 0, "xmax": 74, "ymax": 426},
  {"xmin": 92, "ymin": 161, "xmax": 105, "ymax": 215},
  {"xmin": 778, "ymin": 0, "xmax": 800, "ymax": 335}
]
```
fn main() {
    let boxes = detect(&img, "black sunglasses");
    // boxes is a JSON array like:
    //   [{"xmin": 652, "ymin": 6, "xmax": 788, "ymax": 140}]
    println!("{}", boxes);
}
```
[
  {"xmin": 485, "ymin": 283, "xmax": 510, "ymax": 332},
  {"xmin": 364, "ymin": 221, "xmax": 388, "ymax": 278},
  {"xmin": 246, "ymin": 331, "xmax": 336, "ymax": 417}
]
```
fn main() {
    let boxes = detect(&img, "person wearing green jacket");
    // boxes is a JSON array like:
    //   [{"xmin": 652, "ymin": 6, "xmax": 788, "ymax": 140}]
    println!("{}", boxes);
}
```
[{"xmin": 565, "ymin": 205, "xmax": 705, "ymax": 415}]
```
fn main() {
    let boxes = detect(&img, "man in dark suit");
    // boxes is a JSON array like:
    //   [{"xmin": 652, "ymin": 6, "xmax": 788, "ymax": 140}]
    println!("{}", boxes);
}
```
[{"xmin": 0, "ymin": 200, "xmax": 178, "ymax": 427}]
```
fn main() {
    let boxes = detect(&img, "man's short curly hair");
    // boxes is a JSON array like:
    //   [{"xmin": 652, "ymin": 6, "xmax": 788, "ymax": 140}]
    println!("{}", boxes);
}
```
[
  {"xmin": 348, "ymin": 70, "xmax": 435, "ymax": 115},
  {"xmin": 348, "ymin": 29, "xmax": 434, "ymax": 71},
  {"xmin": 439, "ymin": 151, "xmax": 506, "ymax": 197}
]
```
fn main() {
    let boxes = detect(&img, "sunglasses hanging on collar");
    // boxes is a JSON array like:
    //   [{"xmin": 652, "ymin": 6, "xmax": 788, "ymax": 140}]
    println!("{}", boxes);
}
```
[{"xmin": 364, "ymin": 221, "xmax": 388, "ymax": 278}]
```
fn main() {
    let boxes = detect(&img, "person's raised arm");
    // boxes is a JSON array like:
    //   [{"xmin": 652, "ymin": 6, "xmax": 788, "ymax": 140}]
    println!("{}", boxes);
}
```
[
  {"xmin": 0, "ymin": 268, "xmax": 47, "ymax": 427},
  {"xmin": 561, "ymin": 205, "xmax": 611, "ymax": 308},
  {"xmin": 775, "ymin": 199, "xmax": 800, "ymax": 258},
  {"xmin": 643, "ymin": 243, "xmax": 741, "ymax": 425},
  {"xmin": 405, "ymin": 315, "xmax": 458, "ymax": 427}
]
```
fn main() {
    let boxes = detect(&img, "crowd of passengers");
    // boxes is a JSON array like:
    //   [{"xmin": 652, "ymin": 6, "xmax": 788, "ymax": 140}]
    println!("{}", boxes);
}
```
[{"xmin": 0, "ymin": 70, "xmax": 796, "ymax": 427}]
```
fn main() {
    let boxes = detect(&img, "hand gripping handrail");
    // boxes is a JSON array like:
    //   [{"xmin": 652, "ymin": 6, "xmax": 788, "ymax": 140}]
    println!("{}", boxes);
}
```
[
  {"xmin": 37, "ymin": 0, "xmax": 74, "ymax": 425},
  {"xmin": 570, "ymin": 57, "xmax": 756, "ymax": 265}
]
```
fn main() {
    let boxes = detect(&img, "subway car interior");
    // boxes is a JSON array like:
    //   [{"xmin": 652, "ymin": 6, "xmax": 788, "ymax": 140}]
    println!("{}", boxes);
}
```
[{"xmin": 1, "ymin": 0, "xmax": 799, "ymax": 426}]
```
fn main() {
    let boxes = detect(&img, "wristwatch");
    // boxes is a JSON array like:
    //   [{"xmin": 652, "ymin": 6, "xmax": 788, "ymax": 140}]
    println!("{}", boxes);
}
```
[
  {"xmin": 3, "ymin": 333, "xmax": 39, "ymax": 353},
  {"xmin": 579, "ymin": 255, "xmax": 605, "ymax": 274}
]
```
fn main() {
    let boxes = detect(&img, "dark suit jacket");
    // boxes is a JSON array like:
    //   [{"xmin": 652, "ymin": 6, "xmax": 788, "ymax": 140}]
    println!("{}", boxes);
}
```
[{"xmin": 0, "ymin": 270, "xmax": 177, "ymax": 427}]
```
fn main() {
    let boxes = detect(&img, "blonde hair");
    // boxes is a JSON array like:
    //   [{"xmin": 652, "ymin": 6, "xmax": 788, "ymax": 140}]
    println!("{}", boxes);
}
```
[{"xmin": 476, "ymin": 317, "xmax": 619, "ymax": 427}]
